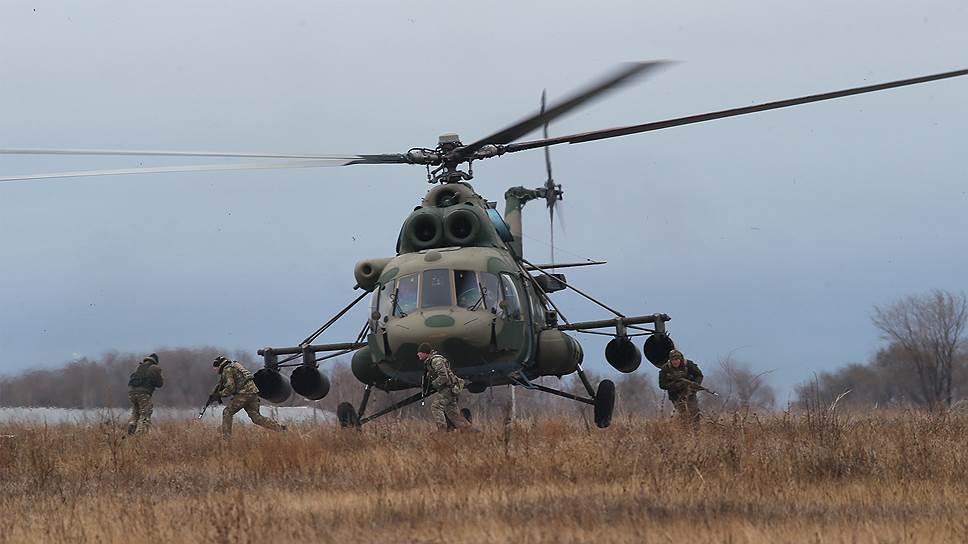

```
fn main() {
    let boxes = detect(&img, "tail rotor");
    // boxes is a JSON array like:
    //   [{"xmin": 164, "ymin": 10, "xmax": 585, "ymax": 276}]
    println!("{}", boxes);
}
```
[{"xmin": 540, "ymin": 90, "xmax": 564, "ymax": 267}]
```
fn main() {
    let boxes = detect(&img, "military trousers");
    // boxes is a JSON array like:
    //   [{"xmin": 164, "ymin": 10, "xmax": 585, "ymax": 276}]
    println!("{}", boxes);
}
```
[
  {"xmin": 127, "ymin": 391, "xmax": 153, "ymax": 435},
  {"xmin": 222, "ymin": 393, "xmax": 284, "ymax": 437},
  {"xmin": 430, "ymin": 387, "xmax": 470, "ymax": 431},
  {"xmin": 672, "ymin": 394, "xmax": 701, "ymax": 426}
]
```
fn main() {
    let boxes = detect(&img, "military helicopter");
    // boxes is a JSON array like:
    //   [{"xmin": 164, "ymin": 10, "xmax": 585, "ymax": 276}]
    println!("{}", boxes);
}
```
[{"xmin": 3, "ymin": 61, "xmax": 966, "ymax": 428}]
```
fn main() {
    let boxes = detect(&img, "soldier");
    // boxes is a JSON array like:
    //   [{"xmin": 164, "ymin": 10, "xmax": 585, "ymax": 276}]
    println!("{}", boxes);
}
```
[
  {"xmin": 658, "ymin": 349, "xmax": 704, "ymax": 426},
  {"xmin": 211, "ymin": 356, "xmax": 286, "ymax": 437},
  {"xmin": 417, "ymin": 342, "xmax": 472, "ymax": 432},
  {"xmin": 127, "ymin": 352, "xmax": 164, "ymax": 435}
]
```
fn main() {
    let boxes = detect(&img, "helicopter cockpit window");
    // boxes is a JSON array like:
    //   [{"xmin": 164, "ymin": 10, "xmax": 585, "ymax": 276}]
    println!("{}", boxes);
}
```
[
  {"xmin": 480, "ymin": 272, "xmax": 501, "ymax": 311},
  {"xmin": 421, "ymin": 269, "xmax": 452, "ymax": 308},
  {"xmin": 374, "ymin": 281, "xmax": 393, "ymax": 321},
  {"xmin": 455, "ymin": 270, "xmax": 481, "ymax": 309},
  {"xmin": 393, "ymin": 273, "xmax": 418, "ymax": 317},
  {"xmin": 500, "ymin": 273, "xmax": 523, "ymax": 320}
]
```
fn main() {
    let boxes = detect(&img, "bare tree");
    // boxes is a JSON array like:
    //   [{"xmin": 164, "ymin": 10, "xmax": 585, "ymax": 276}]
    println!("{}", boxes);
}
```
[
  {"xmin": 615, "ymin": 372, "xmax": 662, "ymax": 416},
  {"xmin": 706, "ymin": 357, "xmax": 776, "ymax": 412},
  {"xmin": 872, "ymin": 289, "xmax": 968, "ymax": 409}
]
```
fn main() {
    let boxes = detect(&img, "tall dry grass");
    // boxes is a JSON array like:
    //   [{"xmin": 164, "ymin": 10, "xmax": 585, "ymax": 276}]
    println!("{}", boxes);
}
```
[{"xmin": 2, "ymin": 411, "xmax": 968, "ymax": 543}]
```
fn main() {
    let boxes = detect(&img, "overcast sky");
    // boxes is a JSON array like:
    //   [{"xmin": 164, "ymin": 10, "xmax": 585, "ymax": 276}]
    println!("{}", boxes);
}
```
[{"xmin": 1, "ymin": 0, "xmax": 966, "ymax": 400}]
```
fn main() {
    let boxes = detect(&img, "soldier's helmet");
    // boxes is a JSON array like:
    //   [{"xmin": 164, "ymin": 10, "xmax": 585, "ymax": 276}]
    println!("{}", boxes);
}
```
[
  {"xmin": 667, "ymin": 349, "xmax": 684, "ymax": 363},
  {"xmin": 143, "ymin": 353, "xmax": 159, "ymax": 364},
  {"xmin": 212, "ymin": 355, "xmax": 227, "ymax": 368},
  {"xmin": 417, "ymin": 342, "xmax": 433, "ymax": 355}
]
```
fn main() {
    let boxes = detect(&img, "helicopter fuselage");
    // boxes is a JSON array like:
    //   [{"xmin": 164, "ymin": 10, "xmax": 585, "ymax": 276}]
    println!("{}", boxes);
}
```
[
  {"xmin": 349, "ymin": 181, "xmax": 584, "ymax": 392},
  {"xmin": 353, "ymin": 245, "xmax": 529, "ymax": 389}
]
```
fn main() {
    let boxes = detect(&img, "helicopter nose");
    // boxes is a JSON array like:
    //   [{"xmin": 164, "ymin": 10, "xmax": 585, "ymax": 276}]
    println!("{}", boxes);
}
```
[{"xmin": 385, "ymin": 309, "xmax": 492, "ymax": 353}]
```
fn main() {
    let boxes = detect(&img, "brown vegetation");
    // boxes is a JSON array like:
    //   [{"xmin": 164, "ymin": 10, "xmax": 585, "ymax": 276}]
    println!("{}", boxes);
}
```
[{"xmin": 3, "ymin": 411, "xmax": 968, "ymax": 543}]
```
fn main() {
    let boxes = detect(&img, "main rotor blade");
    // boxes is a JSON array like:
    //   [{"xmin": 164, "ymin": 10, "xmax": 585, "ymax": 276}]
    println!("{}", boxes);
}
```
[
  {"xmin": 0, "ymin": 148, "xmax": 409, "ymax": 162},
  {"xmin": 454, "ymin": 61, "xmax": 669, "ymax": 159},
  {"xmin": 0, "ymin": 158, "xmax": 384, "ymax": 183},
  {"xmin": 525, "ymin": 260, "xmax": 604, "ymax": 271},
  {"xmin": 505, "ymin": 68, "xmax": 968, "ymax": 153}
]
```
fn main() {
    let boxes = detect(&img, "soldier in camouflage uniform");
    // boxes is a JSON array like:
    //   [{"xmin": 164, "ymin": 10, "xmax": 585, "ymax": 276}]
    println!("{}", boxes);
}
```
[
  {"xmin": 211, "ymin": 356, "xmax": 285, "ymax": 437},
  {"xmin": 127, "ymin": 353, "xmax": 164, "ymax": 435},
  {"xmin": 658, "ymin": 349, "xmax": 704, "ymax": 426},
  {"xmin": 417, "ymin": 342, "xmax": 472, "ymax": 431}
]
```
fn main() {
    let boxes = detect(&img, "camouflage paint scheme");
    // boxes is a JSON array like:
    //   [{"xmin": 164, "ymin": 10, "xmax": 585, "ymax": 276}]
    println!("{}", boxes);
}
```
[
  {"xmin": 217, "ymin": 359, "xmax": 284, "ymax": 436},
  {"xmin": 658, "ymin": 353, "xmax": 704, "ymax": 425},
  {"xmin": 354, "ymin": 245, "xmax": 531, "ymax": 388},
  {"xmin": 425, "ymin": 351, "xmax": 471, "ymax": 430},
  {"xmin": 127, "ymin": 355, "xmax": 163, "ymax": 435},
  {"xmin": 351, "ymin": 182, "xmax": 582, "ymax": 392},
  {"xmin": 127, "ymin": 391, "xmax": 153, "ymax": 435}
]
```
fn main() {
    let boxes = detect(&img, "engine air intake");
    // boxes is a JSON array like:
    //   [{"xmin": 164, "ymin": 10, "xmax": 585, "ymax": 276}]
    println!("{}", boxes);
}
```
[
  {"xmin": 443, "ymin": 208, "xmax": 481, "ymax": 245},
  {"xmin": 404, "ymin": 211, "xmax": 443, "ymax": 250}
]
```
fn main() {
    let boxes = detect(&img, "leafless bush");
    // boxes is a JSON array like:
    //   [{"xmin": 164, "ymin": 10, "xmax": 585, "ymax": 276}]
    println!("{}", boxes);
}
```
[{"xmin": 703, "ymin": 356, "xmax": 776, "ymax": 413}]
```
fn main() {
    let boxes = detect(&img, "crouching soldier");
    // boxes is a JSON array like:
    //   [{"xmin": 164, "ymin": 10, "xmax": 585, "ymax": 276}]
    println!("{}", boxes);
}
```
[
  {"xmin": 211, "ymin": 356, "xmax": 285, "ymax": 437},
  {"xmin": 658, "ymin": 349, "xmax": 704, "ymax": 426},
  {"xmin": 127, "ymin": 353, "xmax": 164, "ymax": 435},
  {"xmin": 417, "ymin": 342, "xmax": 472, "ymax": 432}
]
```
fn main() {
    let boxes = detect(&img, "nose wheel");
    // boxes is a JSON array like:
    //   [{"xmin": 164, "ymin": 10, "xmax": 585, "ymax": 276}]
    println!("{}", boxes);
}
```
[{"xmin": 593, "ymin": 379, "xmax": 615, "ymax": 428}]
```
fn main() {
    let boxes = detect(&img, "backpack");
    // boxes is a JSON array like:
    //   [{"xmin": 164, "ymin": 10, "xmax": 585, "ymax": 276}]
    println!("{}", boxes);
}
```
[
  {"xmin": 127, "ymin": 371, "xmax": 144, "ymax": 388},
  {"xmin": 128, "ymin": 363, "xmax": 151, "ymax": 387},
  {"xmin": 128, "ymin": 361, "xmax": 156, "ymax": 388}
]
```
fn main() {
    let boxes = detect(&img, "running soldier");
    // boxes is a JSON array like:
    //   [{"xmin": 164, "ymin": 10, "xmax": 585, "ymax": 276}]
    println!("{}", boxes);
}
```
[
  {"xmin": 211, "ymin": 356, "xmax": 285, "ymax": 437},
  {"xmin": 127, "ymin": 353, "xmax": 164, "ymax": 435},
  {"xmin": 658, "ymin": 349, "xmax": 704, "ymax": 426},
  {"xmin": 417, "ymin": 343, "xmax": 472, "ymax": 432}
]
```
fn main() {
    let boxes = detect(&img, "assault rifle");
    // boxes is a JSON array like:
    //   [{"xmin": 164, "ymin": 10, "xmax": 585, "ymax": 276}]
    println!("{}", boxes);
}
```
[
  {"xmin": 196, "ymin": 384, "xmax": 223, "ymax": 420},
  {"xmin": 679, "ymin": 379, "xmax": 719, "ymax": 396},
  {"xmin": 421, "ymin": 366, "xmax": 435, "ymax": 399}
]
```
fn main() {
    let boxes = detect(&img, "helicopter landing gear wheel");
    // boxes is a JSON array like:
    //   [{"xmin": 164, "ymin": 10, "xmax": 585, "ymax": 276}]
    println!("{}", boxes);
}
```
[
  {"xmin": 337, "ymin": 402, "xmax": 361, "ymax": 429},
  {"xmin": 594, "ymin": 380, "xmax": 616, "ymax": 429}
]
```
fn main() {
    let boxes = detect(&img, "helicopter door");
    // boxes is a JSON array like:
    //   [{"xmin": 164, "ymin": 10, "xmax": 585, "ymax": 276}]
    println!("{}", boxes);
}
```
[{"xmin": 496, "ymin": 273, "xmax": 528, "ymax": 354}]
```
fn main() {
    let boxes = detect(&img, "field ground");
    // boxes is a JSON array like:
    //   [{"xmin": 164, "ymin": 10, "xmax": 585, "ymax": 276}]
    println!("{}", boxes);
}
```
[{"xmin": 2, "ymin": 412, "xmax": 968, "ymax": 543}]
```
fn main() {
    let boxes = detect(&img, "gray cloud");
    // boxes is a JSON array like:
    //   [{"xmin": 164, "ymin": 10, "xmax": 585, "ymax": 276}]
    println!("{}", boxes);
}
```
[{"xmin": 1, "ymin": 0, "xmax": 966, "ymax": 401}]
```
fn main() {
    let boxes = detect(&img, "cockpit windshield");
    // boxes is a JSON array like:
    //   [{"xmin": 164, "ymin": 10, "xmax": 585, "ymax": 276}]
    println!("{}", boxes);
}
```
[
  {"xmin": 455, "ymin": 270, "xmax": 481, "ymax": 308},
  {"xmin": 375, "ymin": 269, "xmax": 517, "ymax": 318},
  {"xmin": 421, "ymin": 269, "xmax": 452, "ymax": 308},
  {"xmin": 480, "ymin": 272, "xmax": 501, "ymax": 310},
  {"xmin": 393, "ymin": 273, "xmax": 418, "ymax": 316}
]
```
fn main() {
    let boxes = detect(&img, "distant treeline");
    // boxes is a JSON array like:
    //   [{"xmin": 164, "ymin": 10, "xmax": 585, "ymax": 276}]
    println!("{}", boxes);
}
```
[
  {"xmin": 10, "ymin": 286, "xmax": 967, "ymax": 416},
  {"xmin": 795, "ymin": 341, "xmax": 968, "ymax": 409},
  {"xmin": 4, "ymin": 291, "xmax": 962, "ymax": 414},
  {"xmin": 0, "ymin": 347, "xmax": 780, "ymax": 418},
  {"xmin": 796, "ymin": 290, "xmax": 968, "ymax": 411},
  {"xmin": 0, "ymin": 347, "xmax": 661, "ymax": 417},
  {"xmin": 0, "ymin": 348, "xmax": 253, "ymax": 410}
]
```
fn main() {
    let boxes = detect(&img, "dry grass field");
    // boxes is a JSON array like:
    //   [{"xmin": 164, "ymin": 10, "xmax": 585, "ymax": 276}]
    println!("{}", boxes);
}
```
[{"xmin": 2, "ymin": 411, "xmax": 968, "ymax": 543}]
